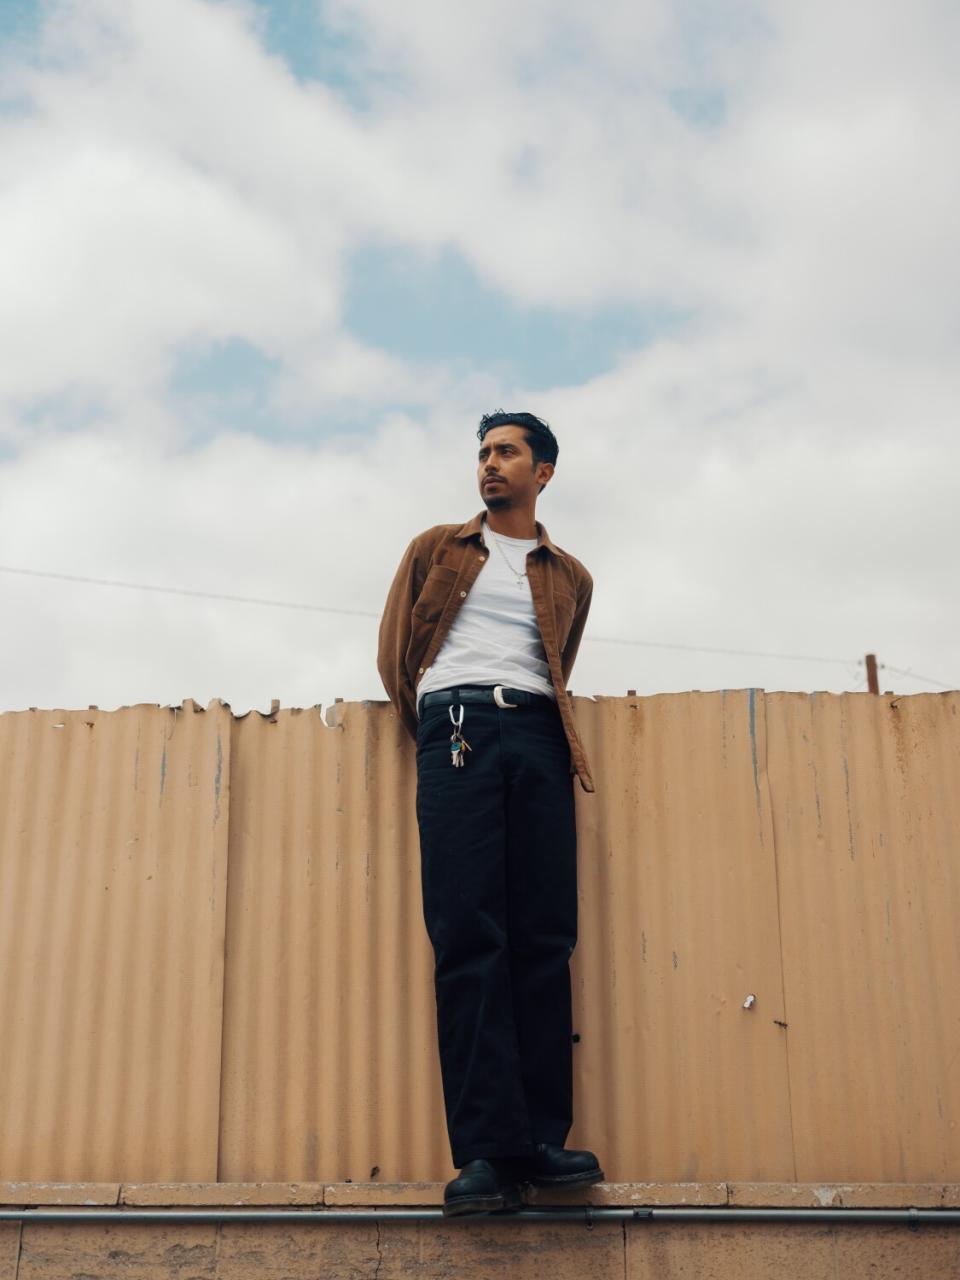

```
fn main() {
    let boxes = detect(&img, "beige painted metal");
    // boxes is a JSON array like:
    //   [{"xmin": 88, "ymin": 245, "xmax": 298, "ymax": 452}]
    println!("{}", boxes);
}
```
[
  {"xmin": 1, "ymin": 691, "xmax": 958, "ymax": 1187},
  {"xmin": 766, "ymin": 691, "xmax": 960, "ymax": 1181},
  {"xmin": 566, "ymin": 691, "xmax": 793, "ymax": 1183},
  {"xmin": 218, "ymin": 703, "xmax": 447, "ymax": 1183},
  {"xmin": 0, "ymin": 702, "xmax": 230, "ymax": 1182}
]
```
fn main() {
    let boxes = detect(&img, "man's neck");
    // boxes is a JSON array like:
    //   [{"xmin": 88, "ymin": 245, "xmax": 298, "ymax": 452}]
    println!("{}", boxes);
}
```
[{"xmin": 483, "ymin": 509, "xmax": 539, "ymax": 540}]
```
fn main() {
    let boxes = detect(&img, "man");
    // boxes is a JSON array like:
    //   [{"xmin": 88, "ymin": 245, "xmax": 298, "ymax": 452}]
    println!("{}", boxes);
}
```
[{"xmin": 377, "ymin": 410, "xmax": 602, "ymax": 1216}]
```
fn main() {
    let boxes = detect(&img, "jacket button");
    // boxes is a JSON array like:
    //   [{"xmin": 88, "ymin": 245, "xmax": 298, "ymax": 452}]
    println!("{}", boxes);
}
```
[
  {"xmin": 418, "ymin": 667, "xmax": 424, "ymax": 674},
  {"xmin": 459, "ymin": 590, "xmax": 467, "ymax": 597}
]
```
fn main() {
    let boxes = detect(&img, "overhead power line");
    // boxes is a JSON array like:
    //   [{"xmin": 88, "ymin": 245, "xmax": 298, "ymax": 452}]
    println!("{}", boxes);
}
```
[
  {"xmin": 880, "ymin": 663, "xmax": 953, "ymax": 690},
  {"xmin": 0, "ymin": 563, "xmax": 379, "ymax": 618},
  {"xmin": 586, "ymin": 631, "xmax": 849, "ymax": 665},
  {"xmin": 1, "ymin": 562, "xmax": 953, "ymax": 687}
]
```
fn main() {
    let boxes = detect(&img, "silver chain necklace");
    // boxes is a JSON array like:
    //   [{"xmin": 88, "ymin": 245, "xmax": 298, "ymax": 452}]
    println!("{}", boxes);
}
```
[{"xmin": 487, "ymin": 526, "xmax": 530, "ymax": 588}]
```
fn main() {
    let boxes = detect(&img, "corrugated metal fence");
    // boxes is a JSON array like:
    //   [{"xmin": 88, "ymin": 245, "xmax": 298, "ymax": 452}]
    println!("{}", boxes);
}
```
[{"xmin": 1, "ymin": 691, "xmax": 958, "ymax": 1185}]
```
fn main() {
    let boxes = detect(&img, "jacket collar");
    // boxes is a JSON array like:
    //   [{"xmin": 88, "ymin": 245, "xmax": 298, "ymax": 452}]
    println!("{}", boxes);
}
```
[{"xmin": 454, "ymin": 510, "xmax": 565, "ymax": 560}]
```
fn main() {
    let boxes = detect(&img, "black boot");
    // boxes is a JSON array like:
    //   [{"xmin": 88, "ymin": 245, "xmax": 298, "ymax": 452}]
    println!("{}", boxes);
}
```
[
  {"xmin": 443, "ymin": 1158, "xmax": 527, "ymax": 1216},
  {"xmin": 522, "ymin": 1143, "xmax": 604, "ymax": 1187}
]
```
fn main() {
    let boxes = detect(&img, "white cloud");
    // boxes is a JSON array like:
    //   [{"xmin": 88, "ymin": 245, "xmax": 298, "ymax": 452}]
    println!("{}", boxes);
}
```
[{"xmin": 0, "ymin": 0, "xmax": 957, "ymax": 712}]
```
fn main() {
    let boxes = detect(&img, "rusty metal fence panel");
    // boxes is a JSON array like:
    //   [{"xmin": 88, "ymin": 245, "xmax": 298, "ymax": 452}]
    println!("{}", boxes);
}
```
[
  {"xmin": 0, "ymin": 701, "xmax": 230, "ymax": 1182},
  {"xmin": 1, "ymin": 691, "xmax": 957, "ymax": 1183},
  {"xmin": 765, "ymin": 691, "xmax": 960, "ymax": 1181},
  {"xmin": 217, "ymin": 703, "xmax": 446, "ymax": 1183}
]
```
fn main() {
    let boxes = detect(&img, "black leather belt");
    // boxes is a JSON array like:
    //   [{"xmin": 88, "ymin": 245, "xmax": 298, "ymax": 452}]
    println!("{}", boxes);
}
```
[{"xmin": 420, "ymin": 684, "xmax": 555, "ymax": 711}]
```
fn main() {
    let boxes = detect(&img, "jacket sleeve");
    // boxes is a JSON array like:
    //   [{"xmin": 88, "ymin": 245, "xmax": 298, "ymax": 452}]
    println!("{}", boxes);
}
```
[
  {"xmin": 560, "ymin": 570, "xmax": 593, "ymax": 687},
  {"xmin": 376, "ymin": 536, "xmax": 421, "ymax": 738}
]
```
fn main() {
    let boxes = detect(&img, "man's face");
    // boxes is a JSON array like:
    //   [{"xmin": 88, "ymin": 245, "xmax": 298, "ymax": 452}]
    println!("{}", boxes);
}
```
[{"xmin": 477, "ymin": 424, "xmax": 553, "ymax": 509}]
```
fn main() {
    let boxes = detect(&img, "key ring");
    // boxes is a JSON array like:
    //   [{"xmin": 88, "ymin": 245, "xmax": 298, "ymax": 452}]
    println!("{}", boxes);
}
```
[{"xmin": 447, "ymin": 702, "xmax": 471, "ymax": 768}]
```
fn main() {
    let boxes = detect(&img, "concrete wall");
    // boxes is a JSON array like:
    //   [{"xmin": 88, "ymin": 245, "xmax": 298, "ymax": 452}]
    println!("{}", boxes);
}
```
[{"xmin": 3, "ymin": 1181, "xmax": 960, "ymax": 1279}]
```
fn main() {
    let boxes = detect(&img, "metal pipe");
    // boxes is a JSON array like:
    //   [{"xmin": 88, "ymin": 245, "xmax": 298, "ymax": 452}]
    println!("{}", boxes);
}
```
[{"xmin": 1, "ymin": 1206, "xmax": 958, "ymax": 1225}]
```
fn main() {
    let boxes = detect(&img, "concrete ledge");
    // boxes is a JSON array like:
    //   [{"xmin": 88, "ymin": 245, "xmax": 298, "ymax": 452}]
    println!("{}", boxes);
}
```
[
  {"xmin": 527, "ymin": 1182, "xmax": 728, "ymax": 1206},
  {"xmin": 3, "ymin": 1200, "xmax": 960, "ymax": 1280},
  {"xmin": 0, "ymin": 1184, "xmax": 120, "ymax": 1206},
  {"xmin": 325, "ymin": 1182, "xmax": 444, "ymax": 1206},
  {"xmin": 3, "ymin": 1182, "xmax": 960, "ymax": 1207},
  {"xmin": 121, "ymin": 1183, "xmax": 327, "ymax": 1206},
  {"xmin": 727, "ymin": 1183, "xmax": 957, "ymax": 1208}
]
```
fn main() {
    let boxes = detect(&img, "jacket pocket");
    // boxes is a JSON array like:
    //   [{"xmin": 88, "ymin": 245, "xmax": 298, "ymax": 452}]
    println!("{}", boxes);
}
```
[{"xmin": 412, "ymin": 563, "xmax": 458, "ymax": 625}]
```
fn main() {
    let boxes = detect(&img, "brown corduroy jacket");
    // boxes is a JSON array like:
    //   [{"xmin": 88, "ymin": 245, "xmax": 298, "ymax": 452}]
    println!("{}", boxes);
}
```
[{"xmin": 376, "ymin": 510, "xmax": 595, "ymax": 792}]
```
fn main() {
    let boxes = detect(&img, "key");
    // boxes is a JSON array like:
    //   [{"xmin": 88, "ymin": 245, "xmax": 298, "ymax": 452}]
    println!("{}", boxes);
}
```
[{"xmin": 450, "ymin": 731, "xmax": 472, "ymax": 767}]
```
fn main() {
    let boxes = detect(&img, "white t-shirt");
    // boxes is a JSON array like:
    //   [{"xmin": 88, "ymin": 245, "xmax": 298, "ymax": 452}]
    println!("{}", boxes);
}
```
[{"xmin": 415, "ymin": 517, "xmax": 557, "ymax": 715}]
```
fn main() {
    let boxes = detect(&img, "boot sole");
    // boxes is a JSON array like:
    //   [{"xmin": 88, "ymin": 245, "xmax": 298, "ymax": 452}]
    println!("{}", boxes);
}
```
[
  {"xmin": 527, "ymin": 1167, "xmax": 604, "ymax": 1188},
  {"xmin": 443, "ymin": 1184, "xmax": 525, "ymax": 1217}
]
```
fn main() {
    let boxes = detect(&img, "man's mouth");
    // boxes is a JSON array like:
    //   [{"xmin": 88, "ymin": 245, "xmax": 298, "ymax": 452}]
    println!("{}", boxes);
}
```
[{"xmin": 483, "ymin": 478, "xmax": 504, "ymax": 486}]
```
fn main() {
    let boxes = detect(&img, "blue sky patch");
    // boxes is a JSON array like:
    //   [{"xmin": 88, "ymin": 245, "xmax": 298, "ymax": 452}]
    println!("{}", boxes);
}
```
[
  {"xmin": 168, "ymin": 337, "xmax": 283, "ymax": 440},
  {"xmin": 667, "ymin": 0, "xmax": 769, "ymax": 126},
  {"xmin": 344, "ymin": 244, "xmax": 683, "ymax": 389},
  {"xmin": 167, "ymin": 336, "xmax": 428, "ymax": 442},
  {"xmin": 672, "ymin": 0, "xmax": 770, "ymax": 73},
  {"xmin": 248, "ymin": 0, "xmax": 402, "ymax": 108},
  {"xmin": 21, "ymin": 389, "xmax": 106, "ymax": 433},
  {"xmin": 0, "ymin": 0, "xmax": 43, "ymax": 97},
  {"xmin": 0, "ymin": 0, "xmax": 41, "ymax": 46},
  {"xmin": 668, "ymin": 86, "xmax": 727, "ymax": 129},
  {"xmin": 171, "ymin": 336, "xmax": 280, "ymax": 399}
]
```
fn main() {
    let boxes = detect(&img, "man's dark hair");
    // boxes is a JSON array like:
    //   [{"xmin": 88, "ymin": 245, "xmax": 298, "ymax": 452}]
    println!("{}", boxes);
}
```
[{"xmin": 477, "ymin": 411, "xmax": 558, "ymax": 494}]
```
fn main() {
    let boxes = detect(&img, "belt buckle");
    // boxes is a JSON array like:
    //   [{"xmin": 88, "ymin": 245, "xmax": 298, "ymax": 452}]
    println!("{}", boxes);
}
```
[{"xmin": 493, "ymin": 685, "xmax": 518, "ymax": 709}]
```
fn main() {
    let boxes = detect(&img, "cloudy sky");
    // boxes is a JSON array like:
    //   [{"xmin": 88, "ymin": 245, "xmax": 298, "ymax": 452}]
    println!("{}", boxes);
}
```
[{"xmin": 1, "ymin": 0, "xmax": 957, "ymax": 717}]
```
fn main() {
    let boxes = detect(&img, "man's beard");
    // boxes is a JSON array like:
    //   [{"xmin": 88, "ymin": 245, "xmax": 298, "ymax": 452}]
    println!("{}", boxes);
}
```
[{"xmin": 482, "ymin": 490, "xmax": 510, "ymax": 510}]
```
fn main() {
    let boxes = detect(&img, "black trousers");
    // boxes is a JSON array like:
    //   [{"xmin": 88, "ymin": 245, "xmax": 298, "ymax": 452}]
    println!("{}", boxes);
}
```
[{"xmin": 414, "ymin": 689, "xmax": 579, "ymax": 1169}]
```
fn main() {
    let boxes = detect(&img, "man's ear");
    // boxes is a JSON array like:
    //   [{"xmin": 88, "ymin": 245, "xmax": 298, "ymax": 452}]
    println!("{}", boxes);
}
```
[{"xmin": 536, "ymin": 461, "xmax": 555, "ymax": 489}]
